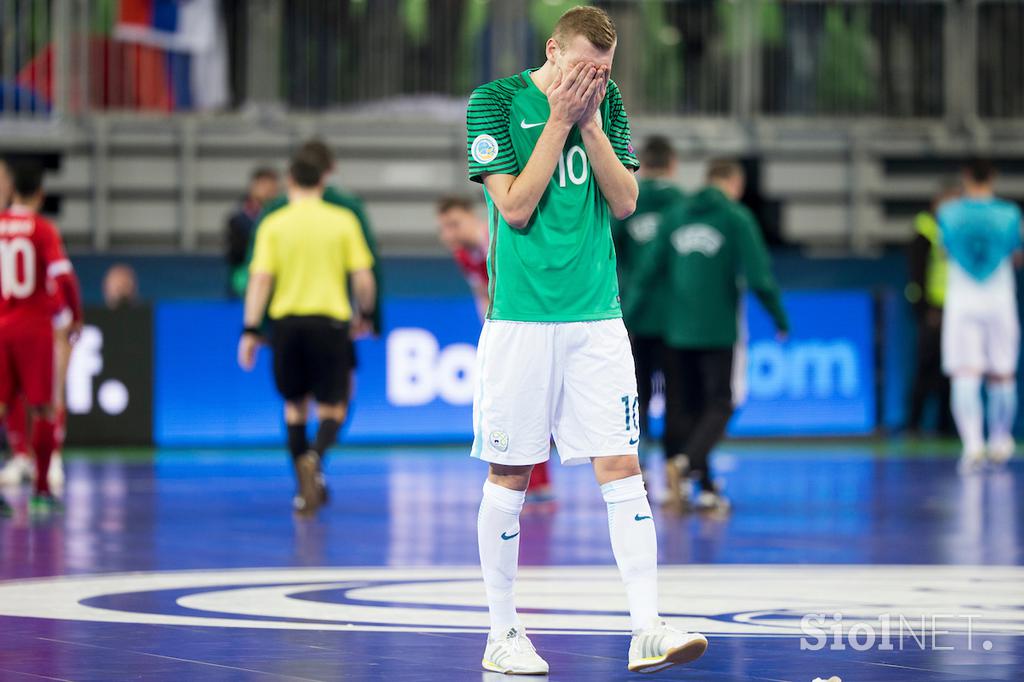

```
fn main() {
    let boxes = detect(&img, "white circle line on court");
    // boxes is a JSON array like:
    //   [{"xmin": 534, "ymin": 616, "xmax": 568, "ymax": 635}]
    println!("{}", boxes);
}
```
[{"xmin": 0, "ymin": 565, "xmax": 1021, "ymax": 636}]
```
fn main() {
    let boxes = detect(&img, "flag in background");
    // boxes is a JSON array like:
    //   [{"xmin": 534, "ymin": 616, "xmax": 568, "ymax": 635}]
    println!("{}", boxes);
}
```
[{"xmin": 115, "ymin": 0, "xmax": 229, "ymax": 111}]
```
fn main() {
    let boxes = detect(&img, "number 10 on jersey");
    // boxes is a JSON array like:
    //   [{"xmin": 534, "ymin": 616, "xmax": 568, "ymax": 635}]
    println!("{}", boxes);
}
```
[
  {"xmin": 556, "ymin": 145, "xmax": 589, "ymax": 187},
  {"xmin": 0, "ymin": 237, "xmax": 35, "ymax": 299}
]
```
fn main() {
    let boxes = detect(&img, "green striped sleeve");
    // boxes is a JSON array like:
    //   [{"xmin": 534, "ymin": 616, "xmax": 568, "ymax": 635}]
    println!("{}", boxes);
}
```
[
  {"xmin": 466, "ymin": 83, "xmax": 519, "ymax": 183},
  {"xmin": 605, "ymin": 81, "xmax": 639, "ymax": 171}
]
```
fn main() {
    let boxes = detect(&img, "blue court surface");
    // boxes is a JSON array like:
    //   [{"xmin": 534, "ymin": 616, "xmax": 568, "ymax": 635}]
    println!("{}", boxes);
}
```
[{"xmin": 0, "ymin": 442, "xmax": 1021, "ymax": 681}]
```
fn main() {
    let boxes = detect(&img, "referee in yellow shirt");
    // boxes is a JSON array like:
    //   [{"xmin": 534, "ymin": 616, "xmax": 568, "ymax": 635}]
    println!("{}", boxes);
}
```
[{"xmin": 238, "ymin": 154, "xmax": 376, "ymax": 517}]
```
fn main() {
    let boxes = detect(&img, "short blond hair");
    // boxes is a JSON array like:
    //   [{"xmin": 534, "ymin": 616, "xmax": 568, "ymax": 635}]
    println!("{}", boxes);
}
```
[{"xmin": 553, "ymin": 6, "xmax": 616, "ymax": 51}]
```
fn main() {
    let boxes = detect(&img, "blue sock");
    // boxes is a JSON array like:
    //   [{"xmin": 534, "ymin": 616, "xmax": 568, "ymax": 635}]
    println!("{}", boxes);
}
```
[{"xmin": 986, "ymin": 380, "xmax": 1017, "ymax": 442}]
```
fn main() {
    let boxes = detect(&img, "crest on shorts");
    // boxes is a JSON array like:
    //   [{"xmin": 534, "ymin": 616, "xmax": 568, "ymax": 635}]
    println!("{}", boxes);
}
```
[
  {"xmin": 471, "ymin": 135, "xmax": 499, "ymax": 165},
  {"xmin": 489, "ymin": 430, "xmax": 509, "ymax": 453}
]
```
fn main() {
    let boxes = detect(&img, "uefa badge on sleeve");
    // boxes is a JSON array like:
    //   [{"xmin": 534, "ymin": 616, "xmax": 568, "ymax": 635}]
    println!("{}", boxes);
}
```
[{"xmin": 472, "ymin": 135, "xmax": 499, "ymax": 165}]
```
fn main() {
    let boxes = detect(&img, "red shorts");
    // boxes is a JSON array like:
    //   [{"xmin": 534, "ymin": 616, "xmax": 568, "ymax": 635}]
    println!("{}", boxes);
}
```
[{"xmin": 0, "ymin": 324, "xmax": 55, "ymax": 407}]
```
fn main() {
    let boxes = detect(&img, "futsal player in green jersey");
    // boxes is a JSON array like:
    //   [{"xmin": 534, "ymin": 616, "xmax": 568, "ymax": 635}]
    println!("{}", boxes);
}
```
[{"xmin": 466, "ymin": 6, "xmax": 707, "ymax": 675}]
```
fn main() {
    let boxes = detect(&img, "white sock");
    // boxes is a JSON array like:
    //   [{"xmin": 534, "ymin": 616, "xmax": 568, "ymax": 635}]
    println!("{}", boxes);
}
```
[
  {"xmin": 478, "ymin": 479, "xmax": 525, "ymax": 638},
  {"xmin": 601, "ymin": 474, "xmax": 658, "ymax": 632},
  {"xmin": 952, "ymin": 376, "xmax": 984, "ymax": 455},
  {"xmin": 986, "ymin": 379, "xmax": 1017, "ymax": 443}
]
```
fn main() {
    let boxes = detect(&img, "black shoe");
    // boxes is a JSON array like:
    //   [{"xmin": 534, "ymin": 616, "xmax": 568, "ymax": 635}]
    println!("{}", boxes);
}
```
[{"xmin": 0, "ymin": 497, "xmax": 12, "ymax": 517}]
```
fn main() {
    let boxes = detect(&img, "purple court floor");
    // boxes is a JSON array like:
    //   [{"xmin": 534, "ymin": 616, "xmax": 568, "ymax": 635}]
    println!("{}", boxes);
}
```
[{"xmin": 0, "ymin": 442, "xmax": 1021, "ymax": 681}]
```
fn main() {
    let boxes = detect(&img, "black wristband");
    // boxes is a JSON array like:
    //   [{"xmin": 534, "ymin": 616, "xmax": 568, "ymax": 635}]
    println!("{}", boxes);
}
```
[{"xmin": 242, "ymin": 326, "xmax": 262, "ymax": 337}]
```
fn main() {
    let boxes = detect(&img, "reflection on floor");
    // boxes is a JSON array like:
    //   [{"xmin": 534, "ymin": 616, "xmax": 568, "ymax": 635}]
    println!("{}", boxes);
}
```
[{"xmin": 0, "ymin": 442, "xmax": 1020, "ymax": 681}]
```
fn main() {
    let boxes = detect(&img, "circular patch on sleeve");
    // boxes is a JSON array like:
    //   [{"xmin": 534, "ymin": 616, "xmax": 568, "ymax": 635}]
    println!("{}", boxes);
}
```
[{"xmin": 471, "ymin": 135, "xmax": 500, "ymax": 165}]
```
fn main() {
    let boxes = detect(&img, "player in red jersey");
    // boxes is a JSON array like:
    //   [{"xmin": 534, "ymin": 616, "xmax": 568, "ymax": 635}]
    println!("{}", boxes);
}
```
[
  {"xmin": 0, "ymin": 287, "xmax": 75, "ymax": 490},
  {"xmin": 0, "ymin": 162, "xmax": 82, "ymax": 512},
  {"xmin": 435, "ymin": 196, "xmax": 553, "ymax": 502}
]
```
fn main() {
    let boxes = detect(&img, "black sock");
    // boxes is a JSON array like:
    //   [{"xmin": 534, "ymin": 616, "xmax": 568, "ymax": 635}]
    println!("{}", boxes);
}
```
[
  {"xmin": 313, "ymin": 418, "xmax": 342, "ymax": 461},
  {"xmin": 287, "ymin": 423, "xmax": 308, "ymax": 462},
  {"xmin": 698, "ymin": 470, "xmax": 715, "ymax": 492}
]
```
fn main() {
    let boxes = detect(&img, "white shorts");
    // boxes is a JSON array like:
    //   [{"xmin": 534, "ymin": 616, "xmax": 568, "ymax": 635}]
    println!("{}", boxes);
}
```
[
  {"xmin": 942, "ymin": 303, "xmax": 1020, "ymax": 376},
  {"xmin": 471, "ymin": 318, "xmax": 640, "ymax": 467}
]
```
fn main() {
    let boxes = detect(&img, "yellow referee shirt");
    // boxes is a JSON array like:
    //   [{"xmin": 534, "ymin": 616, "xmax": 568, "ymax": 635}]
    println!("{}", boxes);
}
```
[{"xmin": 250, "ymin": 197, "xmax": 374, "ymax": 321}]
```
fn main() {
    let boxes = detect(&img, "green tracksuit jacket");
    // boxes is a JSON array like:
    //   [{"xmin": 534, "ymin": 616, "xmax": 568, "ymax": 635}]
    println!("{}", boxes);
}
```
[
  {"xmin": 612, "ymin": 177, "xmax": 687, "ymax": 338},
  {"xmin": 627, "ymin": 186, "xmax": 788, "ymax": 349}
]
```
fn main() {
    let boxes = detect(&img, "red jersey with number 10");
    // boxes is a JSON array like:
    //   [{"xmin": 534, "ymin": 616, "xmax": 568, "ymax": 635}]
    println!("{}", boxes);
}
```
[{"xmin": 0, "ymin": 206, "xmax": 74, "ymax": 333}]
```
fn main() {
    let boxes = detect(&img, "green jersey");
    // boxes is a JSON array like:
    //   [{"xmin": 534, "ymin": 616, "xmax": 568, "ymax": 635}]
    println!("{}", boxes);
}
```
[
  {"xmin": 466, "ymin": 69, "xmax": 639, "ymax": 322},
  {"xmin": 628, "ymin": 186, "xmax": 789, "ymax": 348},
  {"xmin": 612, "ymin": 178, "xmax": 686, "ymax": 337}
]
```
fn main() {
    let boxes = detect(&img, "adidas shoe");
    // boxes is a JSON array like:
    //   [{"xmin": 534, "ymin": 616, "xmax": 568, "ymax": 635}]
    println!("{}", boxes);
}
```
[
  {"xmin": 481, "ymin": 627, "xmax": 549, "ymax": 675},
  {"xmin": 628, "ymin": 619, "xmax": 708, "ymax": 673}
]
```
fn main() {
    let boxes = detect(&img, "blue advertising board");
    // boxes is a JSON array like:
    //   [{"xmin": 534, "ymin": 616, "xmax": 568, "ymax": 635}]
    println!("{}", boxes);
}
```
[
  {"xmin": 155, "ymin": 298, "xmax": 483, "ymax": 446},
  {"xmin": 154, "ymin": 291, "xmax": 875, "ymax": 447},
  {"xmin": 730, "ymin": 290, "xmax": 875, "ymax": 436}
]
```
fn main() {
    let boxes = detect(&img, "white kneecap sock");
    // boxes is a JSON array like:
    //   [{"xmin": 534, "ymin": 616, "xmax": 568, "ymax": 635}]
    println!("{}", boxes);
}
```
[
  {"xmin": 601, "ymin": 474, "xmax": 659, "ymax": 632},
  {"xmin": 951, "ymin": 376, "xmax": 984, "ymax": 456},
  {"xmin": 478, "ymin": 480, "xmax": 526, "ymax": 638},
  {"xmin": 986, "ymin": 379, "xmax": 1017, "ymax": 443}
]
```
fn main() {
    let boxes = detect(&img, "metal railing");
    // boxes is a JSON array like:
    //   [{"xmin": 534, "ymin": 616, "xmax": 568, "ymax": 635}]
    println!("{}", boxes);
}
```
[{"xmin": 0, "ymin": 0, "xmax": 1021, "ymax": 122}]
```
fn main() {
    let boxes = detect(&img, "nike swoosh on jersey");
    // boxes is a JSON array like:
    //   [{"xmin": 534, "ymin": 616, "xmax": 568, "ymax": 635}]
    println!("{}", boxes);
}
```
[
  {"xmin": 634, "ymin": 514, "xmax": 652, "ymax": 522},
  {"xmin": 629, "ymin": 437, "xmax": 640, "ymax": 445},
  {"xmin": 501, "ymin": 530, "xmax": 520, "ymax": 541},
  {"xmin": 520, "ymin": 119, "xmax": 545, "ymax": 129}
]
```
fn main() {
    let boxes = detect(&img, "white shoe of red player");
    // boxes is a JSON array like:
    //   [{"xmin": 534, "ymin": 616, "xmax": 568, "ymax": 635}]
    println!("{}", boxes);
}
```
[{"xmin": 0, "ymin": 455, "xmax": 34, "ymax": 486}]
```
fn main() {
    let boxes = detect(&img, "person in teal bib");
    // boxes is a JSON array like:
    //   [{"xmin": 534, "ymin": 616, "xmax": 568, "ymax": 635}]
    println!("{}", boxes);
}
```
[
  {"xmin": 938, "ymin": 159, "xmax": 1023, "ymax": 472},
  {"xmin": 466, "ymin": 6, "xmax": 707, "ymax": 676}
]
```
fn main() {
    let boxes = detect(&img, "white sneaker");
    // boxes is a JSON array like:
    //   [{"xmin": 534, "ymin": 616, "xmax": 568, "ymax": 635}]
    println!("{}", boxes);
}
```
[
  {"xmin": 958, "ymin": 450, "xmax": 986, "ymax": 475},
  {"xmin": 481, "ymin": 627, "xmax": 549, "ymax": 675},
  {"xmin": 628, "ymin": 619, "xmax": 708, "ymax": 673},
  {"xmin": 48, "ymin": 453, "xmax": 65, "ymax": 491},
  {"xmin": 988, "ymin": 437, "xmax": 1015, "ymax": 465},
  {"xmin": 694, "ymin": 489, "xmax": 731, "ymax": 513},
  {"xmin": 0, "ymin": 455, "xmax": 34, "ymax": 486}
]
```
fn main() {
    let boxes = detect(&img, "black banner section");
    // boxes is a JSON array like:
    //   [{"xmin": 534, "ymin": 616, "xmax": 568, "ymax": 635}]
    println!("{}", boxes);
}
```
[{"xmin": 65, "ymin": 306, "xmax": 153, "ymax": 446}]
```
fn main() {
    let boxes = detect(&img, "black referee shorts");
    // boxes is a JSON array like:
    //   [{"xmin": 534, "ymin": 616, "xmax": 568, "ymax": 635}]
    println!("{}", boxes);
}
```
[{"xmin": 270, "ymin": 315, "xmax": 353, "ymax": 404}]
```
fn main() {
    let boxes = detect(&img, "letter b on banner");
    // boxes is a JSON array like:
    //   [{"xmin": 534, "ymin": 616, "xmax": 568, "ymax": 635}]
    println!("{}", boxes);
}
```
[{"xmin": 387, "ymin": 328, "xmax": 476, "ymax": 406}]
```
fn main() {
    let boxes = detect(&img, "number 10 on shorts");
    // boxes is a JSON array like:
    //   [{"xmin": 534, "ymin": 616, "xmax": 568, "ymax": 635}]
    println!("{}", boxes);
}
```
[{"xmin": 621, "ymin": 394, "xmax": 639, "ymax": 435}]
